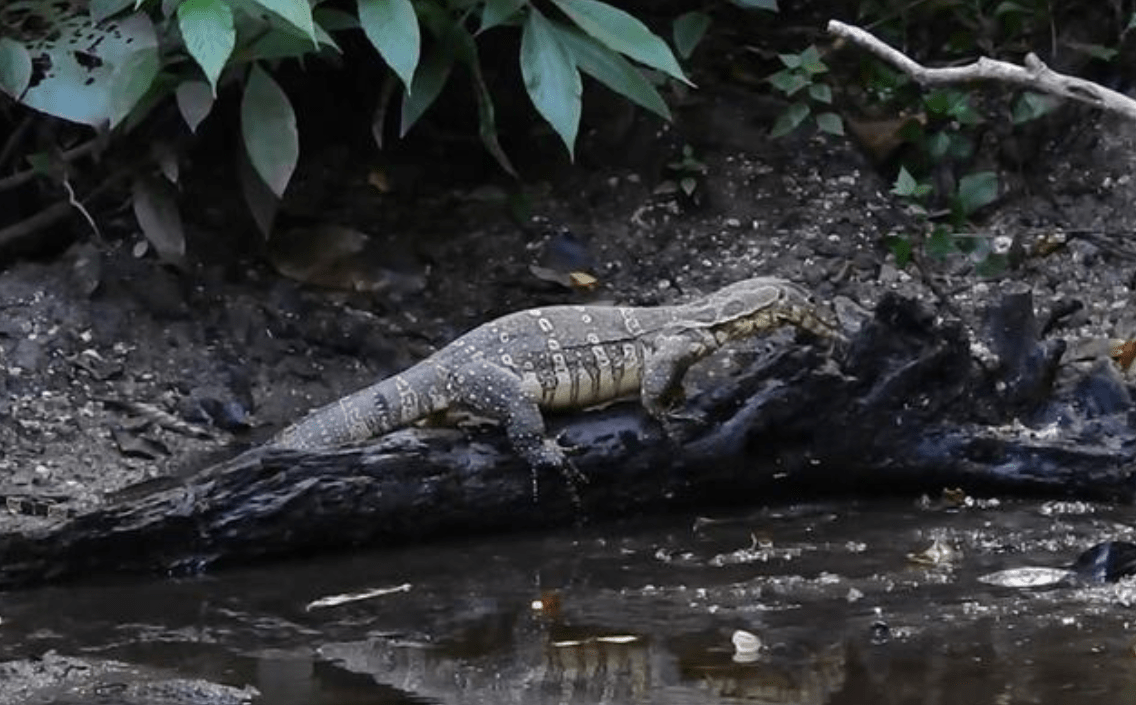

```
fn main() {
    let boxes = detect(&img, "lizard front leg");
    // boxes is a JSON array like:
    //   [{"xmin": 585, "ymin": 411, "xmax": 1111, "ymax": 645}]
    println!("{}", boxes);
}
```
[
  {"xmin": 640, "ymin": 329, "xmax": 718, "ymax": 426},
  {"xmin": 450, "ymin": 360, "xmax": 582, "ymax": 502}
]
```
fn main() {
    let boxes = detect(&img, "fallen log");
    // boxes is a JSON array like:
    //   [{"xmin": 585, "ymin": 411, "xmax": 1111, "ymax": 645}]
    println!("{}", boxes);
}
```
[{"xmin": 0, "ymin": 294, "xmax": 1132, "ymax": 588}]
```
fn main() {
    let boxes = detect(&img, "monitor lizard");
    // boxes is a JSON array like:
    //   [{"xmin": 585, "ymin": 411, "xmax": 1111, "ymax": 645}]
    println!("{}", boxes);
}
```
[{"xmin": 270, "ymin": 277, "xmax": 841, "ymax": 497}]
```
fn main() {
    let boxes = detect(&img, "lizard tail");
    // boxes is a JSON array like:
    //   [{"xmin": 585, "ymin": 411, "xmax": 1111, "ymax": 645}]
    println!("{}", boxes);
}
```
[{"xmin": 272, "ymin": 361, "xmax": 447, "ymax": 450}]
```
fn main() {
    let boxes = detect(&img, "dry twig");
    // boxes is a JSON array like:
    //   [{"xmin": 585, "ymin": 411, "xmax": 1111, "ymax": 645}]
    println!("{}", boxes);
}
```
[{"xmin": 827, "ymin": 20, "xmax": 1136, "ymax": 122}]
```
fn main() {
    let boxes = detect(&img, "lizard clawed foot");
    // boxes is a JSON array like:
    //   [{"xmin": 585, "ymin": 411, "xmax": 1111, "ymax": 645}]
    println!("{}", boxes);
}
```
[{"xmin": 527, "ymin": 438, "xmax": 588, "ymax": 509}]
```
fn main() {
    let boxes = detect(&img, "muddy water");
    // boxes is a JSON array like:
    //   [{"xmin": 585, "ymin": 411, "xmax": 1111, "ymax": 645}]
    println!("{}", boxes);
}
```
[{"xmin": 2, "ymin": 499, "xmax": 1136, "ymax": 704}]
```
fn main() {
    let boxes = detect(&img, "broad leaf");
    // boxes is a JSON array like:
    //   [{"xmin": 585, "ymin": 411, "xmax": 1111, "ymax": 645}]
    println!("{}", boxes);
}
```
[
  {"xmin": 956, "ymin": 171, "xmax": 998, "ymax": 216},
  {"xmin": 815, "ymin": 111, "xmax": 843, "ymax": 135},
  {"xmin": 132, "ymin": 175, "xmax": 186, "ymax": 266},
  {"xmin": 178, "ymin": 0, "xmax": 235, "ymax": 95},
  {"xmin": 926, "ymin": 131, "xmax": 951, "ymax": 160},
  {"xmin": 729, "ymin": 0, "xmax": 777, "ymax": 9},
  {"xmin": 109, "ymin": 47, "xmax": 160, "ymax": 127},
  {"xmin": 0, "ymin": 4, "xmax": 158, "ymax": 127},
  {"xmin": 442, "ymin": 19, "xmax": 516, "ymax": 174},
  {"xmin": 975, "ymin": 252, "xmax": 1008, "ymax": 278},
  {"xmin": 808, "ymin": 82, "xmax": 831, "ymax": 103},
  {"xmin": 549, "ymin": 0, "xmax": 690, "ymax": 85},
  {"xmin": 176, "ymin": 79, "xmax": 214, "ymax": 132},
  {"xmin": 553, "ymin": 25, "xmax": 669, "ymax": 121},
  {"xmin": 768, "ymin": 69, "xmax": 808, "ymax": 96},
  {"xmin": 0, "ymin": 38, "xmax": 32, "ymax": 98},
  {"xmin": 240, "ymin": 64, "xmax": 298, "ymax": 197},
  {"xmin": 1065, "ymin": 41, "xmax": 1117, "ymax": 62},
  {"xmin": 887, "ymin": 235, "xmax": 912, "ymax": 268},
  {"xmin": 250, "ymin": 0, "xmax": 316, "ymax": 42},
  {"xmin": 1011, "ymin": 91, "xmax": 1059, "ymax": 124},
  {"xmin": 769, "ymin": 101, "xmax": 809, "ymax": 138},
  {"xmin": 993, "ymin": 1, "xmax": 1032, "ymax": 15},
  {"xmin": 672, "ymin": 11, "xmax": 710, "ymax": 60},
  {"xmin": 245, "ymin": 25, "xmax": 340, "ymax": 60},
  {"xmin": 926, "ymin": 227, "xmax": 955, "ymax": 259},
  {"xmin": 798, "ymin": 45, "xmax": 827, "ymax": 75},
  {"xmin": 480, "ymin": 0, "xmax": 526, "ymax": 32},
  {"xmin": 401, "ymin": 43, "xmax": 454, "ymax": 136},
  {"xmin": 778, "ymin": 52, "xmax": 801, "ymax": 69},
  {"xmin": 239, "ymin": 147, "xmax": 279, "ymax": 236},
  {"xmin": 892, "ymin": 166, "xmax": 917, "ymax": 197},
  {"xmin": 358, "ymin": 0, "xmax": 421, "ymax": 89},
  {"xmin": 521, "ymin": 8, "xmax": 581, "ymax": 157}
]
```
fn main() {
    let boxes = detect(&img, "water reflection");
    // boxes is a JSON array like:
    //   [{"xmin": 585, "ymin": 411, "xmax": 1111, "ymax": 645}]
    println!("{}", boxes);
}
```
[{"xmin": 1, "ymin": 499, "xmax": 1135, "ymax": 704}]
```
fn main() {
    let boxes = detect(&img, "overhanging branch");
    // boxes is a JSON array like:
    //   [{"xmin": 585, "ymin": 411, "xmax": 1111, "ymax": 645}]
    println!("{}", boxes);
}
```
[{"xmin": 827, "ymin": 19, "xmax": 1136, "ymax": 121}]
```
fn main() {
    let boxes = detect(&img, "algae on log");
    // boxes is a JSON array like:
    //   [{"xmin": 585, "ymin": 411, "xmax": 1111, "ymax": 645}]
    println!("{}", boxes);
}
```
[{"xmin": 0, "ymin": 294, "xmax": 1133, "ymax": 589}]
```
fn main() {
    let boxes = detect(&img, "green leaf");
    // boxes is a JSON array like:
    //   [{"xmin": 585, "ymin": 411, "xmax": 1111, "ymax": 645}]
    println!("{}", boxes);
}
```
[
  {"xmin": 1011, "ymin": 91, "xmax": 1059, "ymax": 124},
  {"xmin": 132, "ymin": 175, "xmax": 186, "ymax": 266},
  {"xmin": 808, "ymin": 82, "xmax": 831, "ymax": 103},
  {"xmin": 176, "ymin": 79, "xmax": 214, "ymax": 132},
  {"xmin": 178, "ymin": 0, "xmax": 235, "ymax": 95},
  {"xmin": 975, "ymin": 252, "xmax": 1008, "ymax": 278},
  {"xmin": 521, "ymin": 8, "xmax": 581, "ymax": 157},
  {"xmin": 926, "ymin": 227, "xmax": 955, "ymax": 259},
  {"xmin": 993, "ymin": 1, "xmax": 1031, "ymax": 16},
  {"xmin": 401, "ymin": 43, "xmax": 454, "ymax": 136},
  {"xmin": 770, "ymin": 101, "xmax": 809, "ymax": 138},
  {"xmin": 549, "ymin": 0, "xmax": 690, "ymax": 85},
  {"xmin": 91, "ymin": 0, "xmax": 135, "ymax": 21},
  {"xmin": 926, "ymin": 131, "xmax": 951, "ymax": 160},
  {"xmin": 109, "ymin": 48, "xmax": 160, "ymax": 127},
  {"xmin": 13, "ymin": 9, "xmax": 157, "ymax": 127},
  {"xmin": 886, "ymin": 235, "xmax": 912, "ymax": 268},
  {"xmin": 923, "ymin": 89, "xmax": 951, "ymax": 115},
  {"xmin": 892, "ymin": 166, "xmax": 918, "ymax": 197},
  {"xmin": 729, "ymin": 0, "xmax": 777, "ymax": 9},
  {"xmin": 1129, "ymin": 12, "xmax": 1136, "ymax": 31},
  {"xmin": 956, "ymin": 171, "xmax": 998, "ymax": 216},
  {"xmin": 241, "ymin": 64, "xmax": 298, "ymax": 197},
  {"xmin": 446, "ymin": 22, "xmax": 516, "ymax": 174},
  {"xmin": 673, "ymin": 11, "xmax": 711, "ymax": 60},
  {"xmin": 245, "ymin": 25, "xmax": 339, "ymax": 61},
  {"xmin": 0, "ymin": 38, "xmax": 31, "ymax": 98},
  {"xmin": 250, "ymin": 0, "xmax": 316, "ymax": 42},
  {"xmin": 815, "ymin": 111, "xmax": 843, "ymax": 135},
  {"xmin": 480, "ymin": 0, "xmax": 526, "ymax": 32},
  {"xmin": 947, "ymin": 133, "xmax": 974, "ymax": 160},
  {"xmin": 778, "ymin": 52, "xmax": 802, "ymax": 69},
  {"xmin": 1065, "ymin": 41, "xmax": 1117, "ymax": 62},
  {"xmin": 952, "ymin": 102, "xmax": 983, "ymax": 125},
  {"xmin": 553, "ymin": 25, "xmax": 670, "ymax": 121},
  {"xmin": 798, "ymin": 44, "xmax": 827, "ymax": 75},
  {"xmin": 358, "ymin": 0, "xmax": 421, "ymax": 89},
  {"xmin": 767, "ymin": 69, "xmax": 808, "ymax": 96}
]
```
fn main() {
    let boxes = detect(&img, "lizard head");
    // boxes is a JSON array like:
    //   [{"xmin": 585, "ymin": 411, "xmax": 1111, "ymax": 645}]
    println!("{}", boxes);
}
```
[{"xmin": 697, "ymin": 277, "xmax": 841, "ymax": 342}]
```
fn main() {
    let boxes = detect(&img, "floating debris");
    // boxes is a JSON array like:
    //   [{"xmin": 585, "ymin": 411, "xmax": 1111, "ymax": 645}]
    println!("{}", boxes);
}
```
[{"xmin": 305, "ymin": 583, "xmax": 412, "ymax": 610}]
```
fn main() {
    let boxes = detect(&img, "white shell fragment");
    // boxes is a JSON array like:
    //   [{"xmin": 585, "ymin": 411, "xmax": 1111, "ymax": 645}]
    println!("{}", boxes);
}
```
[
  {"xmin": 731, "ymin": 629, "xmax": 763, "ymax": 662},
  {"xmin": 978, "ymin": 567, "xmax": 1072, "ymax": 588}
]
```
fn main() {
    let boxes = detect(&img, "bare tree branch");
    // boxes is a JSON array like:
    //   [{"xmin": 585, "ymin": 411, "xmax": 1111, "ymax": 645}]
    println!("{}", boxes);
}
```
[{"xmin": 827, "ymin": 19, "xmax": 1136, "ymax": 122}]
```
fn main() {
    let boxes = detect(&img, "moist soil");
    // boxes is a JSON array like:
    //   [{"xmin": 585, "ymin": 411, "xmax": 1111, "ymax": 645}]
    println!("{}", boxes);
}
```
[{"xmin": 2, "ymin": 64, "xmax": 1135, "ymax": 539}]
